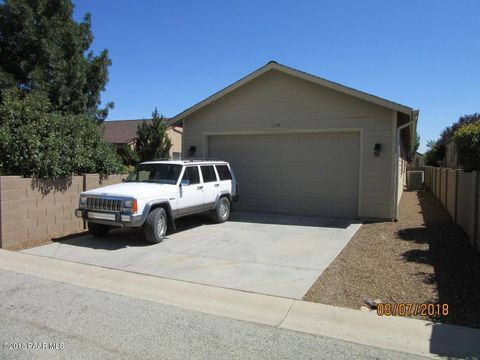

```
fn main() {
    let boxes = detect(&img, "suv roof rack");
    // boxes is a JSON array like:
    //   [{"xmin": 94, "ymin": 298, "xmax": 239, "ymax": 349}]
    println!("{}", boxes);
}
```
[
  {"xmin": 150, "ymin": 158, "xmax": 222, "ymax": 162},
  {"xmin": 181, "ymin": 158, "xmax": 221, "ymax": 162}
]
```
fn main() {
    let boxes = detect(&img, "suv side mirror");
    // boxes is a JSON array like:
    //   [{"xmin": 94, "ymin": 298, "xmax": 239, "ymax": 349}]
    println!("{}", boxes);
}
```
[{"xmin": 180, "ymin": 179, "xmax": 190, "ymax": 187}]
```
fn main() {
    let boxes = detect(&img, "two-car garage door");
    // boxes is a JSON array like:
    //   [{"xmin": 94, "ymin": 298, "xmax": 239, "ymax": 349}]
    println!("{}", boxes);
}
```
[{"xmin": 208, "ymin": 132, "xmax": 360, "ymax": 218}]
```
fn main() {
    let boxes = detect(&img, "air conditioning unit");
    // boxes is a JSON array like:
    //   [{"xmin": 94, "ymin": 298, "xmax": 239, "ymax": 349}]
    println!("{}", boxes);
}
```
[{"xmin": 407, "ymin": 171, "xmax": 424, "ymax": 190}]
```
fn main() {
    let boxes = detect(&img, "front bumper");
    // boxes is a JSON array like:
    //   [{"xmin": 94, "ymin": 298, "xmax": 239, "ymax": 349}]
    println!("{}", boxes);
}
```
[{"xmin": 75, "ymin": 209, "xmax": 143, "ymax": 227}]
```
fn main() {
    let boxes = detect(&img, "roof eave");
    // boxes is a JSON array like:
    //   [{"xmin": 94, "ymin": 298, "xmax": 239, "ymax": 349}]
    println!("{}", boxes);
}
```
[{"xmin": 167, "ymin": 62, "xmax": 414, "ymax": 126}]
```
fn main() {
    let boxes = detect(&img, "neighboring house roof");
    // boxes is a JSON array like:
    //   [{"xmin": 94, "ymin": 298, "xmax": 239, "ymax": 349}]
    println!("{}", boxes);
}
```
[
  {"xmin": 169, "ymin": 61, "xmax": 416, "ymax": 126},
  {"xmin": 103, "ymin": 119, "xmax": 151, "ymax": 144},
  {"xmin": 103, "ymin": 118, "xmax": 174, "ymax": 144}
]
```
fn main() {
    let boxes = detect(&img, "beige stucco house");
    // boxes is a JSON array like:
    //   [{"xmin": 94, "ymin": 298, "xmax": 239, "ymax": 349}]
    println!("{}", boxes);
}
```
[
  {"xmin": 169, "ymin": 61, "xmax": 418, "ymax": 221},
  {"xmin": 103, "ymin": 119, "xmax": 183, "ymax": 159}
]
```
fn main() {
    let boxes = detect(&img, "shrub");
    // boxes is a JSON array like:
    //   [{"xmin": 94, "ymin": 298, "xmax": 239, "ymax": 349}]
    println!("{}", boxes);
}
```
[
  {"xmin": 0, "ymin": 88, "xmax": 122, "ymax": 178},
  {"xmin": 454, "ymin": 123, "xmax": 480, "ymax": 172}
]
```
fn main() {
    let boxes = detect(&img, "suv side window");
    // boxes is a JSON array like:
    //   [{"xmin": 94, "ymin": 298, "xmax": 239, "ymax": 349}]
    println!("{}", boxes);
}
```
[
  {"xmin": 215, "ymin": 165, "xmax": 232, "ymax": 181},
  {"xmin": 182, "ymin": 166, "xmax": 200, "ymax": 185},
  {"xmin": 201, "ymin": 165, "xmax": 217, "ymax": 183}
]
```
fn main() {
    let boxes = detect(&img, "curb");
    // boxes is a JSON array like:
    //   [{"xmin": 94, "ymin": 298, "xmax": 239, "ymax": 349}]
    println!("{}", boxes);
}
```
[{"xmin": 1, "ymin": 249, "xmax": 479, "ymax": 358}]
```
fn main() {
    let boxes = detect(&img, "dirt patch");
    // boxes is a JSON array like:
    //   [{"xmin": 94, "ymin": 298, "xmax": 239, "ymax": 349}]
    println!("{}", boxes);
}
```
[
  {"xmin": 303, "ymin": 191, "xmax": 480, "ymax": 329},
  {"xmin": 5, "ymin": 232, "xmax": 89, "ymax": 251}
]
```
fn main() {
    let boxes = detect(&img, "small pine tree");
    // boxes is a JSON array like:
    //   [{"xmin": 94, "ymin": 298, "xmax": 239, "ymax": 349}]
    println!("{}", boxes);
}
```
[{"xmin": 136, "ymin": 109, "xmax": 172, "ymax": 162}]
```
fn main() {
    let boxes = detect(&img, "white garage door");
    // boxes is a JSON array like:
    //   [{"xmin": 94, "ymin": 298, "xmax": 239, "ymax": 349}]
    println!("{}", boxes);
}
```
[{"xmin": 208, "ymin": 132, "xmax": 360, "ymax": 218}]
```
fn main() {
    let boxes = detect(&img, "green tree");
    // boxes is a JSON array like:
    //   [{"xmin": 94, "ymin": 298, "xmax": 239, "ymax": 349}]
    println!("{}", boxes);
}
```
[
  {"xmin": 0, "ymin": 88, "xmax": 122, "ymax": 178},
  {"xmin": 414, "ymin": 133, "xmax": 420, "ymax": 153},
  {"xmin": 136, "ymin": 109, "xmax": 172, "ymax": 162},
  {"xmin": 424, "ymin": 113, "xmax": 480, "ymax": 167},
  {"xmin": 0, "ymin": 0, "xmax": 112, "ymax": 121},
  {"xmin": 115, "ymin": 143, "xmax": 139, "ymax": 167},
  {"xmin": 424, "ymin": 139, "xmax": 444, "ymax": 166},
  {"xmin": 454, "ymin": 123, "xmax": 480, "ymax": 172},
  {"xmin": 408, "ymin": 133, "xmax": 420, "ymax": 161}
]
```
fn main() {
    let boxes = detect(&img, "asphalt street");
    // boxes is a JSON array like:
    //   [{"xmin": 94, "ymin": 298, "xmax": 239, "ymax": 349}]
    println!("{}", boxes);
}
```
[{"xmin": 0, "ymin": 268, "xmax": 428, "ymax": 360}]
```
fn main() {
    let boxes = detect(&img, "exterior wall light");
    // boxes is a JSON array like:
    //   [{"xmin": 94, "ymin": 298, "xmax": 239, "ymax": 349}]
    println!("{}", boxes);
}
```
[
  {"xmin": 188, "ymin": 146, "xmax": 196, "ymax": 157},
  {"xmin": 374, "ymin": 143, "xmax": 381, "ymax": 157}
]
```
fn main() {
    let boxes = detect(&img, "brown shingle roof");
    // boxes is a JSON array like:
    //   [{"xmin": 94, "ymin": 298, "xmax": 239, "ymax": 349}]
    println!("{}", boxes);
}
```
[{"xmin": 103, "ymin": 119, "xmax": 169, "ymax": 144}]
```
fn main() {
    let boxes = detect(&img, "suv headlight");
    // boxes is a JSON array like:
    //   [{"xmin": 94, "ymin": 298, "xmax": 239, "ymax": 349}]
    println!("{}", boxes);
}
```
[
  {"xmin": 79, "ymin": 196, "xmax": 87, "ymax": 209},
  {"xmin": 123, "ymin": 199, "xmax": 138, "ymax": 214}
]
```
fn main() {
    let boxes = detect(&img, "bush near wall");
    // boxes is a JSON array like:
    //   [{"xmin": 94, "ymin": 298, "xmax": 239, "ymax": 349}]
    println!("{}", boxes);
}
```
[
  {"xmin": 454, "ymin": 123, "xmax": 480, "ymax": 172},
  {"xmin": 0, "ymin": 88, "xmax": 123, "ymax": 178}
]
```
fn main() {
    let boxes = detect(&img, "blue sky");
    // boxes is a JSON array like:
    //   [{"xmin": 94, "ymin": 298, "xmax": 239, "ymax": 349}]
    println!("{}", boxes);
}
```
[{"xmin": 73, "ymin": 0, "xmax": 480, "ymax": 153}]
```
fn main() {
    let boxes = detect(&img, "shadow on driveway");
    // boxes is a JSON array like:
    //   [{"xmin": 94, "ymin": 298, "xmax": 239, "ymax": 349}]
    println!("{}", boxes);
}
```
[
  {"xmin": 229, "ymin": 211, "xmax": 358, "ymax": 229},
  {"xmin": 55, "ymin": 213, "xmax": 217, "ymax": 250},
  {"xmin": 56, "ymin": 211, "xmax": 358, "ymax": 251}
]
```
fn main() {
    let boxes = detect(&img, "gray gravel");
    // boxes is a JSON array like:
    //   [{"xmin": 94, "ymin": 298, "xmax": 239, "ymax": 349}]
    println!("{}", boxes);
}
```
[
  {"xmin": 304, "ymin": 191, "xmax": 480, "ymax": 328},
  {"xmin": 0, "ymin": 269, "xmax": 427, "ymax": 360}
]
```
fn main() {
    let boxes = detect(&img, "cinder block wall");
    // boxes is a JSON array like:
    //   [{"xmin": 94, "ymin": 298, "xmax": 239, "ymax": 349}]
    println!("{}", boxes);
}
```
[
  {"xmin": 456, "ymin": 172, "xmax": 479, "ymax": 248},
  {"xmin": 446, "ymin": 170, "xmax": 458, "ymax": 221},
  {"xmin": 440, "ymin": 169, "xmax": 448, "ymax": 208},
  {"xmin": 0, "ymin": 174, "xmax": 127, "ymax": 249},
  {"xmin": 425, "ymin": 166, "xmax": 480, "ymax": 254}
]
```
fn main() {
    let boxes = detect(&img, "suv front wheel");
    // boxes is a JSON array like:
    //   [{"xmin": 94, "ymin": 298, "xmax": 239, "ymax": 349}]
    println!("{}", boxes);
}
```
[
  {"xmin": 211, "ymin": 197, "xmax": 230, "ymax": 223},
  {"xmin": 144, "ymin": 207, "xmax": 167, "ymax": 243}
]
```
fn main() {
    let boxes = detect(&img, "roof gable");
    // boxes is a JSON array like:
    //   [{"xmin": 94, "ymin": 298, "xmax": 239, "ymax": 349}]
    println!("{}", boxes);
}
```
[{"xmin": 169, "ymin": 61, "xmax": 414, "ymax": 126}]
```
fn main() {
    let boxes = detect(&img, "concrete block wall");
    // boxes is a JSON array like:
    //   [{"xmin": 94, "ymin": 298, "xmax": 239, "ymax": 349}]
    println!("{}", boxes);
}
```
[
  {"xmin": 0, "ymin": 174, "xmax": 127, "ymax": 249},
  {"xmin": 440, "ymin": 168, "xmax": 448, "ymax": 208},
  {"xmin": 435, "ymin": 168, "xmax": 441, "ymax": 200},
  {"xmin": 456, "ymin": 172, "xmax": 479, "ymax": 248},
  {"xmin": 424, "ymin": 166, "xmax": 480, "ymax": 254},
  {"xmin": 446, "ymin": 170, "xmax": 459, "ymax": 221}
]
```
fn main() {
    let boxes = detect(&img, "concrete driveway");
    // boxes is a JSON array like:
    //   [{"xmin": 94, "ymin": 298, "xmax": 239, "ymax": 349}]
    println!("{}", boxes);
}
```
[{"xmin": 22, "ymin": 212, "xmax": 361, "ymax": 299}]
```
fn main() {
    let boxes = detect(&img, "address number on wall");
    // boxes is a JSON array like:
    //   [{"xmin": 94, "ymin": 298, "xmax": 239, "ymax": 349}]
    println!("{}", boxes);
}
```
[{"xmin": 271, "ymin": 122, "xmax": 281, "ymax": 128}]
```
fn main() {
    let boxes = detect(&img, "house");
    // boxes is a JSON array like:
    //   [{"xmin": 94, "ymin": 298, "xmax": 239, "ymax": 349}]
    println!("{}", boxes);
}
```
[
  {"xmin": 444, "ymin": 140, "xmax": 458, "ymax": 168},
  {"xmin": 103, "ymin": 119, "xmax": 182, "ymax": 159},
  {"xmin": 168, "ymin": 61, "xmax": 418, "ymax": 221},
  {"xmin": 413, "ymin": 152, "xmax": 425, "ymax": 167}
]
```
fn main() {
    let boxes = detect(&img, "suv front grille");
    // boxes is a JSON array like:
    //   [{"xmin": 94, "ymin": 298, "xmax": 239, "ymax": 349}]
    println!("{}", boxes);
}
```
[{"xmin": 86, "ymin": 197, "xmax": 122, "ymax": 211}]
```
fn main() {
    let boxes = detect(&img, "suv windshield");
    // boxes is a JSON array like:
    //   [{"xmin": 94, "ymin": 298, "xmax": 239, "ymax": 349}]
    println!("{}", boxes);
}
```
[{"xmin": 125, "ymin": 163, "xmax": 182, "ymax": 185}]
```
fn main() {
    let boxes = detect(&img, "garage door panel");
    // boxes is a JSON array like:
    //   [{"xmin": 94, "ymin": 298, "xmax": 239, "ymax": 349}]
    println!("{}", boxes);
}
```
[{"xmin": 208, "ymin": 132, "xmax": 359, "ymax": 218}]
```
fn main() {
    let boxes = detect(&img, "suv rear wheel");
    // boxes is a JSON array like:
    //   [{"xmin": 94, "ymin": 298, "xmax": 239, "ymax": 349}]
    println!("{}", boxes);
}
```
[
  {"xmin": 88, "ymin": 222, "xmax": 111, "ymax": 237},
  {"xmin": 144, "ymin": 207, "xmax": 167, "ymax": 243},
  {"xmin": 211, "ymin": 197, "xmax": 230, "ymax": 223}
]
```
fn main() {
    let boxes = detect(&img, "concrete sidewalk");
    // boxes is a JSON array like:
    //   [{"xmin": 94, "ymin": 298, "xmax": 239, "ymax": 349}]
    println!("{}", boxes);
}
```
[{"xmin": 1, "ymin": 249, "xmax": 479, "ymax": 359}]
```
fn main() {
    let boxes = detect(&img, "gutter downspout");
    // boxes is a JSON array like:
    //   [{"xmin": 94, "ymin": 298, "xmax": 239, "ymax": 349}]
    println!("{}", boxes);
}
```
[{"xmin": 393, "ymin": 110, "xmax": 418, "ymax": 220}]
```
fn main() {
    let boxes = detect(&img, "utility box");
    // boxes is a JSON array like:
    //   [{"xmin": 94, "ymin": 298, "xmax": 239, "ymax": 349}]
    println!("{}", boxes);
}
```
[{"xmin": 407, "ymin": 171, "xmax": 424, "ymax": 190}]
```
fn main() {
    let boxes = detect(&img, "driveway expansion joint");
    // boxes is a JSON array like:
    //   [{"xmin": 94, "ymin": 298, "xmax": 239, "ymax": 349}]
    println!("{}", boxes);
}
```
[{"xmin": 276, "ymin": 301, "xmax": 295, "ymax": 328}]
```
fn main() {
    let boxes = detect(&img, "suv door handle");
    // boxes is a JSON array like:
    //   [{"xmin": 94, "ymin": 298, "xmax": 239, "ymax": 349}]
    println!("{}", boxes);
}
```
[
  {"xmin": 214, "ymin": 184, "xmax": 219, "ymax": 187},
  {"xmin": 197, "ymin": 186, "xmax": 203, "ymax": 190}
]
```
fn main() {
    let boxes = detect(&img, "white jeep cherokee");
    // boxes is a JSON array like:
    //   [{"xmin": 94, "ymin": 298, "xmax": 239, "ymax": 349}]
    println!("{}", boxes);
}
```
[{"xmin": 75, "ymin": 160, "xmax": 238, "ymax": 243}]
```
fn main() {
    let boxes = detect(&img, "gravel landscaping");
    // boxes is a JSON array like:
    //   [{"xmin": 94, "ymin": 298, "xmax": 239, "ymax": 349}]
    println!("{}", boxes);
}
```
[{"xmin": 304, "ymin": 190, "xmax": 480, "ymax": 329}]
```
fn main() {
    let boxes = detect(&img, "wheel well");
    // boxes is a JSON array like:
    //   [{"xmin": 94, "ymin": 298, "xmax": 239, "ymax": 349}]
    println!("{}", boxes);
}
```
[
  {"xmin": 149, "ymin": 203, "xmax": 172, "ymax": 217},
  {"xmin": 149, "ymin": 202, "xmax": 175, "ymax": 229},
  {"xmin": 219, "ymin": 193, "xmax": 232, "ymax": 202}
]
